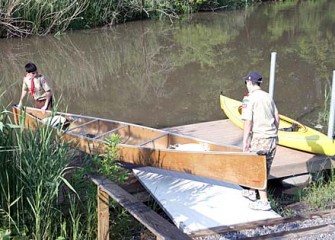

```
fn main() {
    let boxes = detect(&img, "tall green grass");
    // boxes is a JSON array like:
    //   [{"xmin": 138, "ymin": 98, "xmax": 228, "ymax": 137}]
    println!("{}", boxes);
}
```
[
  {"xmin": 316, "ymin": 86, "xmax": 331, "ymax": 132},
  {"xmin": 300, "ymin": 167, "xmax": 335, "ymax": 210},
  {"xmin": 0, "ymin": 0, "xmax": 250, "ymax": 38},
  {"xmin": 0, "ymin": 98, "xmax": 94, "ymax": 238},
  {"xmin": 0, "ymin": 94, "xmax": 146, "ymax": 238},
  {"xmin": 0, "ymin": 105, "xmax": 20, "ymax": 235},
  {"xmin": 0, "ymin": 104, "xmax": 89, "ymax": 238}
]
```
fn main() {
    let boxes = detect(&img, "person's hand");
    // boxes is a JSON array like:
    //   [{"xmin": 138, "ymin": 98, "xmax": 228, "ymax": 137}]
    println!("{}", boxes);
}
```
[
  {"xmin": 41, "ymin": 105, "xmax": 47, "ymax": 114},
  {"xmin": 242, "ymin": 142, "xmax": 250, "ymax": 152}
]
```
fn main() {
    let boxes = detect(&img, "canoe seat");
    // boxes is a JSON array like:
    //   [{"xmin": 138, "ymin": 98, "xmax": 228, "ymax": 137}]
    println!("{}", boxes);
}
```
[
  {"xmin": 279, "ymin": 123, "xmax": 299, "ymax": 132},
  {"xmin": 41, "ymin": 115, "xmax": 71, "ymax": 130}
]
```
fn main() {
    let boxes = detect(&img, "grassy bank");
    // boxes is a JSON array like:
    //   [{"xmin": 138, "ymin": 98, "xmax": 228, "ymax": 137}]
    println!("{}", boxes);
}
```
[
  {"xmin": 0, "ymin": 98, "xmax": 144, "ymax": 239},
  {"xmin": 0, "ymin": 105, "xmax": 95, "ymax": 238},
  {"xmin": 0, "ymin": 0, "xmax": 251, "ymax": 38}
]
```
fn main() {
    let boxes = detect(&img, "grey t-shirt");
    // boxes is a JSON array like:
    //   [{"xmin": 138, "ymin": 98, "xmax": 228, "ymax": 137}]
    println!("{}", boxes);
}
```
[{"xmin": 241, "ymin": 89, "xmax": 278, "ymax": 138}]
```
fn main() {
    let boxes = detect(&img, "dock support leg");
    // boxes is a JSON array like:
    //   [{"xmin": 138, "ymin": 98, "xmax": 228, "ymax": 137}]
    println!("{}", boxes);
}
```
[
  {"xmin": 327, "ymin": 70, "xmax": 335, "ymax": 139},
  {"xmin": 98, "ymin": 186, "xmax": 109, "ymax": 240},
  {"xmin": 269, "ymin": 52, "xmax": 277, "ymax": 99}
]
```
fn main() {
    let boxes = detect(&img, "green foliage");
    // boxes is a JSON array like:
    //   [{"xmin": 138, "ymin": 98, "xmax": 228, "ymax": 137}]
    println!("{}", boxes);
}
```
[
  {"xmin": 71, "ymin": 135, "xmax": 136, "ymax": 238},
  {"xmin": 7, "ymin": 122, "xmax": 77, "ymax": 238},
  {"xmin": 0, "ymin": 0, "xmax": 250, "ymax": 38},
  {"xmin": 0, "ymin": 100, "xmax": 97, "ymax": 238},
  {"xmin": 199, "ymin": 0, "xmax": 249, "ymax": 10},
  {"xmin": 109, "ymin": 207, "xmax": 143, "ymax": 240},
  {"xmin": 60, "ymin": 163, "xmax": 98, "ymax": 239},
  {"xmin": 0, "ymin": 229, "xmax": 11, "ymax": 240},
  {"xmin": 300, "ymin": 168, "xmax": 335, "ymax": 210},
  {"xmin": 315, "ymin": 86, "xmax": 331, "ymax": 131},
  {"xmin": 0, "ymin": 0, "xmax": 88, "ymax": 37},
  {"xmin": 0, "ymin": 102, "xmax": 21, "ymax": 235},
  {"xmin": 268, "ymin": 190, "xmax": 298, "ymax": 217},
  {"xmin": 0, "ymin": 86, "xmax": 138, "ymax": 238},
  {"xmin": 92, "ymin": 134, "xmax": 129, "ymax": 184}
]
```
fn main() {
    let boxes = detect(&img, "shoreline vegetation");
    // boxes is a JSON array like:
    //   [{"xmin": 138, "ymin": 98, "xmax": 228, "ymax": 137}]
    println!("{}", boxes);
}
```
[
  {"xmin": 0, "ymin": 101, "xmax": 141, "ymax": 239},
  {"xmin": 0, "ymin": 0, "xmax": 261, "ymax": 38}
]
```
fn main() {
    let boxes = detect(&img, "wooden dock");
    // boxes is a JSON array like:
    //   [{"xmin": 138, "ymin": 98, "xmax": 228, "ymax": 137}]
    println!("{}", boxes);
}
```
[
  {"xmin": 91, "ymin": 120, "xmax": 334, "ymax": 238},
  {"xmin": 166, "ymin": 119, "xmax": 334, "ymax": 179}
]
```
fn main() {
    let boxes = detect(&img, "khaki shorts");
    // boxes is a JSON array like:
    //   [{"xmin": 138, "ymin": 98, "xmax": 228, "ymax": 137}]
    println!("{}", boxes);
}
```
[{"xmin": 249, "ymin": 137, "xmax": 278, "ymax": 176}]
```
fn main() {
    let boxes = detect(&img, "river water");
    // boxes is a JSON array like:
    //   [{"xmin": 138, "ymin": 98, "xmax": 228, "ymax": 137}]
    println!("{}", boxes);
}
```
[{"xmin": 1, "ymin": 1, "xmax": 334, "ymax": 130}]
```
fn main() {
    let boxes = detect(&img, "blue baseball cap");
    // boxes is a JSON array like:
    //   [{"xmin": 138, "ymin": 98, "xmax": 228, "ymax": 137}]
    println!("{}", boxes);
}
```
[{"xmin": 243, "ymin": 71, "xmax": 262, "ymax": 83}]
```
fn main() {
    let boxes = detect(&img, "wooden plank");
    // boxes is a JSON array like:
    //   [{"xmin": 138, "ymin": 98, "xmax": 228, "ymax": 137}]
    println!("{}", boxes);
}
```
[
  {"xmin": 89, "ymin": 174, "xmax": 191, "ymax": 240},
  {"xmin": 97, "ymin": 187, "xmax": 109, "ymax": 240},
  {"xmin": 65, "ymin": 131, "xmax": 269, "ymax": 190},
  {"xmin": 118, "ymin": 145, "xmax": 267, "ymax": 190},
  {"xmin": 134, "ymin": 167, "xmax": 280, "ymax": 234}
]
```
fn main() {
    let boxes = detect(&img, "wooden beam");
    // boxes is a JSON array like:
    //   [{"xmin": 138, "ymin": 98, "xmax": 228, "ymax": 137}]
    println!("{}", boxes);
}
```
[
  {"xmin": 98, "ymin": 187, "xmax": 109, "ymax": 240},
  {"xmin": 90, "ymin": 174, "xmax": 191, "ymax": 240},
  {"xmin": 66, "ymin": 119, "xmax": 98, "ymax": 132},
  {"xmin": 93, "ymin": 125, "xmax": 128, "ymax": 139},
  {"xmin": 139, "ymin": 133, "xmax": 168, "ymax": 146}
]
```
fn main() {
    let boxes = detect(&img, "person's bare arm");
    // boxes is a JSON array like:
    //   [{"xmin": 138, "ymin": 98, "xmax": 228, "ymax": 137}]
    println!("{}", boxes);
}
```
[
  {"xmin": 275, "ymin": 109, "xmax": 280, "ymax": 129},
  {"xmin": 41, "ymin": 90, "xmax": 52, "ymax": 113},
  {"xmin": 243, "ymin": 120, "xmax": 252, "ymax": 152},
  {"xmin": 18, "ymin": 89, "xmax": 28, "ymax": 108}
]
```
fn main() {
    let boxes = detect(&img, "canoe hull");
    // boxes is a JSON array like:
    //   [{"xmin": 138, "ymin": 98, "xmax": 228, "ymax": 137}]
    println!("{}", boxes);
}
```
[
  {"xmin": 220, "ymin": 95, "xmax": 335, "ymax": 156},
  {"xmin": 12, "ymin": 106, "xmax": 268, "ymax": 189}
]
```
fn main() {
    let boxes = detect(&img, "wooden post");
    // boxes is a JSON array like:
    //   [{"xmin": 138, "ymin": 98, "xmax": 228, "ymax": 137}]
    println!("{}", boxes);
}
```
[
  {"xmin": 327, "ymin": 70, "xmax": 335, "ymax": 139},
  {"xmin": 269, "ymin": 52, "xmax": 277, "ymax": 99},
  {"xmin": 90, "ymin": 174, "xmax": 191, "ymax": 239},
  {"xmin": 98, "ymin": 186, "xmax": 109, "ymax": 240}
]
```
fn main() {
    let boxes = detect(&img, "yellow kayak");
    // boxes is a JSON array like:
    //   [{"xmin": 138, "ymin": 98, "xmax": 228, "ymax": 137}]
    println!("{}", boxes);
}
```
[{"xmin": 220, "ymin": 95, "xmax": 335, "ymax": 156}]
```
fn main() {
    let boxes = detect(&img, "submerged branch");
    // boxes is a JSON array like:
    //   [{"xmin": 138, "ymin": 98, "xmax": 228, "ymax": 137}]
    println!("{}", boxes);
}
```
[{"xmin": 0, "ymin": 13, "xmax": 32, "ymax": 38}]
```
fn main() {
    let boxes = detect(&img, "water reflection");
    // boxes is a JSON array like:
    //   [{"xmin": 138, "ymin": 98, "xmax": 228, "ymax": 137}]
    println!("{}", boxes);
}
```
[{"xmin": 1, "ymin": 1, "xmax": 334, "ymax": 131}]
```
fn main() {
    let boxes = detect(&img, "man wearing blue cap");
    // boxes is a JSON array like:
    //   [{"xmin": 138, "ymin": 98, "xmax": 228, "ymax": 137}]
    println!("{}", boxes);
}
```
[{"xmin": 241, "ymin": 71, "xmax": 279, "ymax": 211}]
